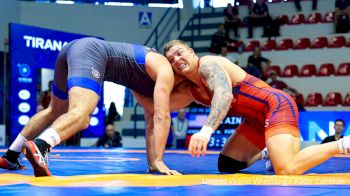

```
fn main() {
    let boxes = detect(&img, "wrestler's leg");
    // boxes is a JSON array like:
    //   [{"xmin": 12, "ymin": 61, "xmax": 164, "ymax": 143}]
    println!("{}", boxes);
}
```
[{"xmin": 266, "ymin": 131, "xmax": 341, "ymax": 175}]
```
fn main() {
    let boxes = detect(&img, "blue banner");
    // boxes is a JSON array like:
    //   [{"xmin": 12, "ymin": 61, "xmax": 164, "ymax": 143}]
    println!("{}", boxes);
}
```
[
  {"xmin": 9, "ymin": 23, "xmax": 105, "ymax": 142},
  {"xmin": 299, "ymin": 111, "xmax": 350, "ymax": 141},
  {"xmin": 187, "ymin": 109, "xmax": 350, "ymax": 148}
]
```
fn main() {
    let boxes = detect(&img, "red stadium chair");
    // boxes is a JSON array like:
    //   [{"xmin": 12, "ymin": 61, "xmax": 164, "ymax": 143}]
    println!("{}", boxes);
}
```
[
  {"xmin": 336, "ymin": 62, "xmax": 350, "ymax": 76},
  {"xmin": 294, "ymin": 38, "xmax": 311, "ymax": 49},
  {"xmin": 281, "ymin": 64, "xmax": 299, "ymax": 77},
  {"xmin": 347, "ymin": 37, "xmax": 350, "ymax": 47},
  {"xmin": 244, "ymin": 40, "xmax": 260, "ymax": 52},
  {"xmin": 329, "ymin": 36, "xmax": 346, "ymax": 48},
  {"xmin": 278, "ymin": 14, "xmax": 289, "ymax": 25},
  {"xmin": 323, "ymin": 12, "xmax": 334, "ymax": 23},
  {"xmin": 343, "ymin": 92, "xmax": 350, "ymax": 106},
  {"xmin": 311, "ymin": 37, "xmax": 328, "ymax": 49},
  {"xmin": 267, "ymin": 65, "xmax": 282, "ymax": 76},
  {"xmin": 318, "ymin": 63, "xmax": 335, "ymax": 76},
  {"xmin": 305, "ymin": 92, "xmax": 323, "ymax": 106},
  {"xmin": 291, "ymin": 93, "xmax": 304, "ymax": 106},
  {"xmin": 276, "ymin": 38, "xmax": 293, "ymax": 50},
  {"xmin": 290, "ymin": 13, "xmax": 306, "ymax": 25},
  {"xmin": 306, "ymin": 13, "xmax": 322, "ymax": 24},
  {"xmin": 324, "ymin": 92, "xmax": 342, "ymax": 106},
  {"xmin": 299, "ymin": 64, "xmax": 317, "ymax": 77},
  {"xmin": 261, "ymin": 39, "xmax": 276, "ymax": 51}
]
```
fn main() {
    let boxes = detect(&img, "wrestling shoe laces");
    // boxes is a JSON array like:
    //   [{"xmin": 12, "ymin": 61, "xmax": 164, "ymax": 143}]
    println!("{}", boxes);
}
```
[
  {"xmin": 261, "ymin": 147, "xmax": 269, "ymax": 160},
  {"xmin": 33, "ymin": 143, "xmax": 49, "ymax": 166},
  {"xmin": 22, "ymin": 141, "xmax": 52, "ymax": 177}
]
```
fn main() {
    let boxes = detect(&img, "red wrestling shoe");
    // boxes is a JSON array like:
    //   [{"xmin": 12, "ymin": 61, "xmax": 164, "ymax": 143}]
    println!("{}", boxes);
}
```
[
  {"xmin": 22, "ymin": 141, "xmax": 52, "ymax": 177},
  {"xmin": 0, "ymin": 155, "xmax": 27, "ymax": 170}
]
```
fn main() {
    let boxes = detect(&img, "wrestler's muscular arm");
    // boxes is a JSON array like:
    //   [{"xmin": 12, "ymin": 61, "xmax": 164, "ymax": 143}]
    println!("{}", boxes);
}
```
[
  {"xmin": 144, "ymin": 53, "xmax": 182, "ymax": 175},
  {"xmin": 189, "ymin": 61, "xmax": 233, "ymax": 157},
  {"xmin": 201, "ymin": 62, "xmax": 232, "ymax": 130}
]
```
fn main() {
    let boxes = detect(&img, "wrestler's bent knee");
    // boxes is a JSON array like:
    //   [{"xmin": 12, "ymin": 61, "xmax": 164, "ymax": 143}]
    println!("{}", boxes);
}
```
[{"xmin": 217, "ymin": 153, "xmax": 248, "ymax": 173}]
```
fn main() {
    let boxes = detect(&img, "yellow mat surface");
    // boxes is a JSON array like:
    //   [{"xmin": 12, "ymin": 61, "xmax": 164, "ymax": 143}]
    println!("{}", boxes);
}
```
[{"xmin": 1, "ymin": 173, "xmax": 350, "ymax": 187}]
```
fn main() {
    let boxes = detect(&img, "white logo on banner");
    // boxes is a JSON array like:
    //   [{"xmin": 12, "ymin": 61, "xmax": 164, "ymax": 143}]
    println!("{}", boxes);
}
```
[
  {"xmin": 18, "ymin": 102, "xmax": 31, "ymax": 113},
  {"xmin": 18, "ymin": 89, "xmax": 31, "ymax": 100},
  {"xmin": 18, "ymin": 115, "xmax": 30, "ymax": 125},
  {"xmin": 90, "ymin": 117, "xmax": 99, "ymax": 126}
]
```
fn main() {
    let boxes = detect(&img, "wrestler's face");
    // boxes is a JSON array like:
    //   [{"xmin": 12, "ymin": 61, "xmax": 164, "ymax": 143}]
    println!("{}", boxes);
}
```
[{"xmin": 165, "ymin": 44, "xmax": 196, "ymax": 77}]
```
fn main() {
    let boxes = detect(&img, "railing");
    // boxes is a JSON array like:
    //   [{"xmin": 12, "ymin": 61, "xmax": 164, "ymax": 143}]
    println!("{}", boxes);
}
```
[
  {"xmin": 177, "ymin": 3, "xmax": 208, "ymax": 48},
  {"xmin": 144, "ymin": 6, "xmax": 180, "ymax": 51}
]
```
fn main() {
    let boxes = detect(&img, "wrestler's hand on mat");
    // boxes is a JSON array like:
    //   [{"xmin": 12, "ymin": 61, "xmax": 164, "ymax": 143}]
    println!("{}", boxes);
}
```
[{"xmin": 148, "ymin": 161, "xmax": 182, "ymax": 175}]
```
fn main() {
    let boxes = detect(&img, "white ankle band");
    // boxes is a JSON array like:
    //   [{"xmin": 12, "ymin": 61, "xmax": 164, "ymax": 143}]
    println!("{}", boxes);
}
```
[
  {"xmin": 38, "ymin": 128, "xmax": 61, "ymax": 147},
  {"xmin": 9, "ymin": 134, "xmax": 28, "ymax": 152}
]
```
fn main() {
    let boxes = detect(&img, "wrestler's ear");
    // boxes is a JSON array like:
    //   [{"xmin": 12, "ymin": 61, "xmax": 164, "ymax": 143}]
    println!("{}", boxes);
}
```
[{"xmin": 188, "ymin": 47, "xmax": 195, "ymax": 55}]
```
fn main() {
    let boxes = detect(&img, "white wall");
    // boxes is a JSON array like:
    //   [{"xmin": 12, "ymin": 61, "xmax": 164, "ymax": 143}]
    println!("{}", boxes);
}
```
[
  {"xmin": 18, "ymin": 2, "xmax": 167, "ymax": 44},
  {"xmin": 0, "ymin": 0, "xmax": 20, "ymax": 47},
  {"xmin": 0, "ymin": 1, "xmax": 195, "ymax": 51}
]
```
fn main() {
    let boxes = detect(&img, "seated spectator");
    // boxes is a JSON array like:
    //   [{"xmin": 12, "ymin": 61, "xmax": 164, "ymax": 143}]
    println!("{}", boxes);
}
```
[
  {"xmin": 209, "ymin": 24, "xmax": 227, "ymax": 54},
  {"xmin": 94, "ymin": 123, "xmax": 122, "ymax": 148},
  {"xmin": 321, "ymin": 119, "xmax": 345, "ymax": 144},
  {"xmin": 171, "ymin": 108, "xmax": 188, "ymax": 148},
  {"xmin": 334, "ymin": 0, "xmax": 350, "ymax": 33},
  {"xmin": 246, "ymin": 0, "xmax": 272, "ymax": 38},
  {"xmin": 223, "ymin": 3, "xmax": 241, "ymax": 39},
  {"xmin": 221, "ymin": 46, "xmax": 238, "ymax": 64},
  {"xmin": 268, "ymin": 71, "xmax": 304, "ymax": 111},
  {"xmin": 268, "ymin": 71, "xmax": 299, "ymax": 94},
  {"xmin": 294, "ymin": 0, "xmax": 318, "ymax": 12},
  {"xmin": 247, "ymin": 46, "xmax": 271, "ymax": 80}
]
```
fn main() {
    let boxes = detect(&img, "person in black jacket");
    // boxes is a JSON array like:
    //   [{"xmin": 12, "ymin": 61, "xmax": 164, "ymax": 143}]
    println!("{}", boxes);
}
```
[
  {"xmin": 321, "ymin": 119, "xmax": 345, "ymax": 144},
  {"xmin": 95, "ymin": 123, "xmax": 122, "ymax": 148}
]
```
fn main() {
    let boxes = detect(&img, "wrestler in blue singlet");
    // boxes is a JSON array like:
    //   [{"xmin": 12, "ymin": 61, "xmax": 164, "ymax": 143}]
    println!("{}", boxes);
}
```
[{"xmin": 52, "ymin": 37, "xmax": 156, "ymax": 99}]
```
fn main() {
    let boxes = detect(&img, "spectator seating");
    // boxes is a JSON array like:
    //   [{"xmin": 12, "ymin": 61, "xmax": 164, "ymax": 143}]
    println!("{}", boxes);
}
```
[
  {"xmin": 329, "ymin": 36, "xmax": 346, "ymax": 48},
  {"xmin": 305, "ymin": 92, "xmax": 323, "ymax": 106},
  {"xmin": 267, "ymin": 65, "xmax": 282, "ymax": 76},
  {"xmin": 281, "ymin": 64, "xmax": 299, "ymax": 77},
  {"xmin": 324, "ymin": 92, "xmax": 342, "ymax": 106},
  {"xmin": 323, "ymin": 12, "xmax": 334, "ymax": 23},
  {"xmin": 294, "ymin": 37, "xmax": 311, "ymax": 49},
  {"xmin": 244, "ymin": 40, "xmax": 260, "ymax": 52},
  {"xmin": 290, "ymin": 13, "xmax": 306, "ymax": 25},
  {"xmin": 261, "ymin": 39, "xmax": 277, "ymax": 51},
  {"xmin": 318, "ymin": 63, "xmax": 335, "ymax": 76},
  {"xmin": 311, "ymin": 36, "xmax": 328, "ymax": 48},
  {"xmin": 299, "ymin": 64, "xmax": 317, "ymax": 77},
  {"xmin": 306, "ymin": 12, "xmax": 322, "ymax": 24},
  {"xmin": 276, "ymin": 38, "xmax": 294, "ymax": 50},
  {"xmin": 291, "ymin": 93, "xmax": 304, "ymax": 106},
  {"xmin": 336, "ymin": 62, "xmax": 350, "ymax": 76},
  {"xmin": 344, "ymin": 92, "xmax": 350, "ymax": 106},
  {"xmin": 278, "ymin": 14, "xmax": 289, "ymax": 25}
]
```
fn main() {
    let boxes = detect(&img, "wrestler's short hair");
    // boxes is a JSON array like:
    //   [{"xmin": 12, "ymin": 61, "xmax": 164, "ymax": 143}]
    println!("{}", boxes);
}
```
[{"xmin": 163, "ymin": 40, "xmax": 189, "ymax": 55}]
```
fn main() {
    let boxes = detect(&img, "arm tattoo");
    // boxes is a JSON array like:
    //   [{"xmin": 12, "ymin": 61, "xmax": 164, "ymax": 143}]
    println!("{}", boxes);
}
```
[{"xmin": 199, "ymin": 62, "xmax": 232, "ymax": 130}]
